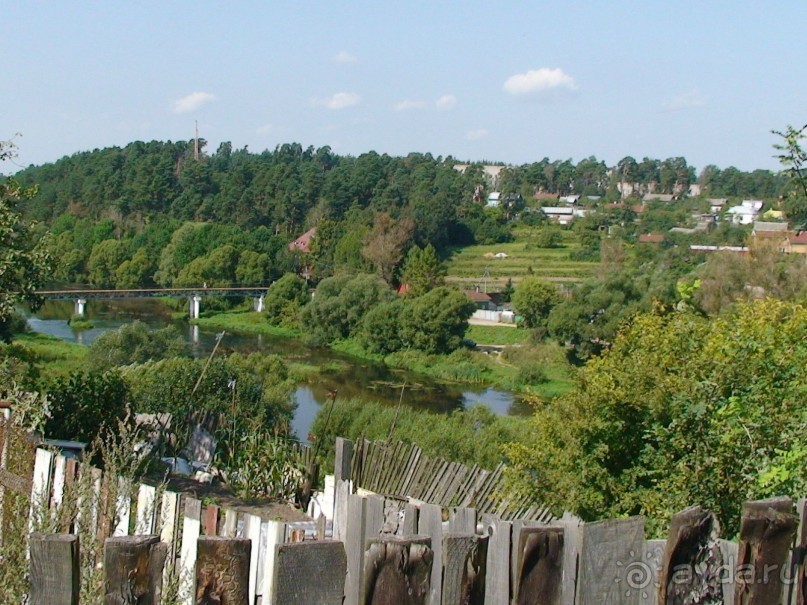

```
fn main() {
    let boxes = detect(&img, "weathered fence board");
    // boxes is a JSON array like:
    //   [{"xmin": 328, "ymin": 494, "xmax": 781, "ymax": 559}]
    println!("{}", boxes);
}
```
[
  {"xmin": 658, "ymin": 506, "xmax": 722, "ymax": 605},
  {"xmin": 271, "ymin": 540, "xmax": 346, "ymax": 605},
  {"xmin": 195, "ymin": 536, "xmax": 250, "ymax": 605},
  {"xmin": 135, "ymin": 484, "xmax": 157, "ymax": 536},
  {"xmin": 29, "ymin": 449, "xmax": 53, "ymax": 531},
  {"xmin": 362, "ymin": 536, "xmax": 432, "ymax": 605},
  {"xmin": 29, "ymin": 533, "xmax": 80, "ymax": 605},
  {"xmin": 260, "ymin": 520, "xmax": 287, "ymax": 603},
  {"xmin": 482, "ymin": 515, "xmax": 511, "ymax": 605},
  {"xmin": 104, "ymin": 535, "xmax": 167, "ymax": 605},
  {"xmin": 578, "ymin": 516, "xmax": 645, "ymax": 605},
  {"xmin": 514, "ymin": 526, "xmax": 563, "ymax": 605},
  {"xmin": 733, "ymin": 497, "xmax": 798, "ymax": 605},
  {"xmin": 418, "ymin": 503, "xmax": 444, "ymax": 605},
  {"xmin": 442, "ymin": 533, "xmax": 488, "ymax": 605},
  {"xmin": 180, "ymin": 497, "xmax": 202, "ymax": 605}
]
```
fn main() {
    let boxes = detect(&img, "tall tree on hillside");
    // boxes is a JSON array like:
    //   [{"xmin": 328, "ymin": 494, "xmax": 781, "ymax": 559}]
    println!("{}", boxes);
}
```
[
  {"xmin": 773, "ymin": 123, "xmax": 807, "ymax": 228},
  {"xmin": 401, "ymin": 244, "xmax": 445, "ymax": 295},
  {"xmin": 361, "ymin": 213, "xmax": 413, "ymax": 283},
  {"xmin": 0, "ymin": 140, "xmax": 51, "ymax": 320}
]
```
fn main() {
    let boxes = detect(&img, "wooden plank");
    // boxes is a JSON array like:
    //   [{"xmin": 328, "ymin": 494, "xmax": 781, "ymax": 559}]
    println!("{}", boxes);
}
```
[
  {"xmin": 345, "ymin": 493, "xmax": 368, "ymax": 605},
  {"xmin": 260, "ymin": 520, "xmax": 287, "ymax": 602},
  {"xmin": 51, "ymin": 455, "xmax": 67, "ymax": 510},
  {"xmin": 202, "ymin": 504, "xmax": 219, "ymax": 536},
  {"xmin": 362, "ymin": 536, "xmax": 432, "ymax": 605},
  {"xmin": 552, "ymin": 513, "xmax": 583, "ymax": 605},
  {"xmin": 442, "ymin": 533, "xmax": 488, "ymax": 605},
  {"xmin": 29, "ymin": 448, "xmax": 54, "ymax": 531},
  {"xmin": 719, "ymin": 540, "xmax": 738, "ymax": 605},
  {"xmin": 733, "ymin": 497, "xmax": 798, "ymax": 605},
  {"xmin": 449, "ymin": 507, "xmax": 477, "ymax": 534},
  {"xmin": 243, "ymin": 513, "xmax": 262, "ymax": 604},
  {"xmin": 179, "ymin": 497, "xmax": 202, "ymax": 605},
  {"xmin": 657, "ymin": 506, "xmax": 722, "ymax": 605},
  {"xmin": 577, "ymin": 516, "xmax": 645, "ymax": 605},
  {"xmin": 399, "ymin": 445, "xmax": 423, "ymax": 496},
  {"xmin": 221, "ymin": 508, "xmax": 238, "ymax": 538},
  {"xmin": 112, "ymin": 477, "xmax": 131, "ymax": 537},
  {"xmin": 418, "ymin": 503, "xmax": 444, "ymax": 605},
  {"xmin": 194, "ymin": 537, "xmax": 250, "ymax": 604},
  {"xmin": 481, "ymin": 516, "xmax": 511, "ymax": 605},
  {"xmin": 513, "ymin": 527, "xmax": 563, "ymax": 605},
  {"xmin": 29, "ymin": 533, "xmax": 80, "ymax": 605},
  {"xmin": 159, "ymin": 491, "xmax": 181, "ymax": 563},
  {"xmin": 642, "ymin": 539, "xmax": 666, "ymax": 605},
  {"xmin": 104, "ymin": 535, "xmax": 167, "ymax": 605},
  {"xmin": 402, "ymin": 503, "xmax": 420, "ymax": 538},
  {"xmin": 271, "ymin": 541, "xmax": 346, "ymax": 605},
  {"xmin": 135, "ymin": 484, "xmax": 158, "ymax": 535}
]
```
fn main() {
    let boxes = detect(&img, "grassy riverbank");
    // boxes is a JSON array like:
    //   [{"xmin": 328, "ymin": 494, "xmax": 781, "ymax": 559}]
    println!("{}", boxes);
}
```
[
  {"xmin": 193, "ymin": 308, "xmax": 575, "ymax": 399},
  {"xmin": 7, "ymin": 332, "xmax": 87, "ymax": 379}
]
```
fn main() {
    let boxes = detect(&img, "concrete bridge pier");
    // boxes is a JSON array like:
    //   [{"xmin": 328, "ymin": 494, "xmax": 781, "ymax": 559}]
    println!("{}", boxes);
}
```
[
  {"xmin": 189, "ymin": 295, "xmax": 202, "ymax": 320},
  {"xmin": 74, "ymin": 298, "xmax": 87, "ymax": 318},
  {"xmin": 190, "ymin": 324, "xmax": 200, "ymax": 345},
  {"xmin": 253, "ymin": 295, "xmax": 265, "ymax": 313}
]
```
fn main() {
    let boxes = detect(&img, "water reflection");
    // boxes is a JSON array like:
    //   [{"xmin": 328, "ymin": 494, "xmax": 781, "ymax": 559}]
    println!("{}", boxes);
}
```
[{"xmin": 26, "ymin": 299, "xmax": 524, "ymax": 442}]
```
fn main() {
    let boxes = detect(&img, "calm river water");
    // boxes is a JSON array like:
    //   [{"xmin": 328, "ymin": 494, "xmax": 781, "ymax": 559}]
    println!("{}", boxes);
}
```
[{"xmin": 27, "ymin": 299, "xmax": 525, "ymax": 442}]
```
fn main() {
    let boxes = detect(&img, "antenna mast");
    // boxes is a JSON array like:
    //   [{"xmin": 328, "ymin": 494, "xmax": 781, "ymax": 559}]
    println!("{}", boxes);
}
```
[{"xmin": 194, "ymin": 120, "xmax": 199, "ymax": 161}]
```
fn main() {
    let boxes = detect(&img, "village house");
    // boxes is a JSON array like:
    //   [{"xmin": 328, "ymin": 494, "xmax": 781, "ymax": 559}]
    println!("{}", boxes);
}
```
[
  {"xmin": 288, "ymin": 227, "xmax": 317, "ymax": 253},
  {"xmin": 638, "ymin": 233, "xmax": 665, "ymax": 244},
  {"xmin": 642, "ymin": 193, "xmax": 676, "ymax": 203},
  {"xmin": 726, "ymin": 200, "xmax": 764, "ymax": 225},
  {"xmin": 540, "ymin": 206, "xmax": 575, "ymax": 225},
  {"xmin": 785, "ymin": 231, "xmax": 807, "ymax": 254},
  {"xmin": 707, "ymin": 198, "xmax": 728, "ymax": 213}
]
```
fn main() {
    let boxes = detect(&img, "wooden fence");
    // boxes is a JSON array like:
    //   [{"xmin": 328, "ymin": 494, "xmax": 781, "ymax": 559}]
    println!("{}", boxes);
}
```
[
  {"xmin": 10, "ymin": 435, "xmax": 807, "ymax": 604},
  {"xmin": 349, "ymin": 438, "xmax": 554, "ymax": 521}
]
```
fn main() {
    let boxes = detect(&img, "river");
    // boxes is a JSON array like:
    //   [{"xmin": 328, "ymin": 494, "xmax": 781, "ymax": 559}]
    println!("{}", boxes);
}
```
[{"xmin": 27, "ymin": 299, "xmax": 525, "ymax": 442}]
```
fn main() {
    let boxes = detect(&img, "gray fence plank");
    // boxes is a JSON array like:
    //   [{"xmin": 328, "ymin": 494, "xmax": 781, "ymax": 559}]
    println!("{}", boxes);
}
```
[
  {"xmin": 271, "ymin": 541, "xmax": 346, "ymax": 605},
  {"xmin": 578, "ymin": 516, "xmax": 645, "ymax": 605},
  {"xmin": 442, "ymin": 533, "xmax": 488, "ymax": 605}
]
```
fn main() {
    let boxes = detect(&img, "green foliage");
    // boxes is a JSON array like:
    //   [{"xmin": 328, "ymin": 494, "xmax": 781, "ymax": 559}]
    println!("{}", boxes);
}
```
[
  {"xmin": 44, "ymin": 370, "xmax": 129, "ymax": 442},
  {"xmin": 0, "ymin": 142, "xmax": 51, "ymax": 321},
  {"xmin": 264, "ymin": 273, "xmax": 309, "ymax": 328},
  {"xmin": 87, "ymin": 238, "xmax": 129, "ymax": 287},
  {"xmin": 507, "ymin": 299, "xmax": 807, "ymax": 535},
  {"xmin": 512, "ymin": 277, "xmax": 561, "ymax": 329},
  {"xmin": 401, "ymin": 243, "xmax": 445, "ymax": 295},
  {"xmin": 772, "ymin": 123, "xmax": 807, "ymax": 228},
  {"xmin": 311, "ymin": 397, "xmax": 527, "ymax": 472},
  {"xmin": 122, "ymin": 352, "xmax": 295, "ymax": 451},
  {"xmin": 398, "ymin": 287, "xmax": 475, "ymax": 354},
  {"xmin": 532, "ymin": 226, "xmax": 564, "ymax": 248},
  {"xmin": 86, "ymin": 320, "xmax": 189, "ymax": 370},
  {"xmin": 215, "ymin": 431, "xmax": 305, "ymax": 501},
  {"xmin": 300, "ymin": 273, "xmax": 394, "ymax": 344}
]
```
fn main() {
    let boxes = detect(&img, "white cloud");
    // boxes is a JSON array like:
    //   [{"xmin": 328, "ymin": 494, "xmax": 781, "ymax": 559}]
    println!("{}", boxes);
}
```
[
  {"xmin": 503, "ymin": 68, "xmax": 577, "ymax": 97},
  {"xmin": 435, "ymin": 94, "xmax": 458, "ymax": 110},
  {"xmin": 661, "ymin": 90, "xmax": 706, "ymax": 113},
  {"xmin": 466, "ymin": 129, "xmax": 489, "ymax": 141},
  {"xmin": 394, "ymin": 99, "xmax": 426, "ymax": 111},
  {"xmin": 173, "ymin": 91, "xmax": 216, "ymax": 113},
  {"xmin": 334, "ymin": 50, "xmax": 358, "ymax": 64},
  {"xmin": 319, "ymin": 92, "xmax": 361, "ymax": 110}
]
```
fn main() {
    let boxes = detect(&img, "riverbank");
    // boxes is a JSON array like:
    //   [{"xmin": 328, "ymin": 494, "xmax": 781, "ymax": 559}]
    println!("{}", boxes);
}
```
[{"xmin": 193, "ymin": 310, "xmax": 574, "ymax": 399}]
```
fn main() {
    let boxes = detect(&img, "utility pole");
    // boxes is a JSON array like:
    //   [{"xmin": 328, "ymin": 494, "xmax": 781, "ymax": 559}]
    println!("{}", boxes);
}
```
[{"xmin": 194, "ymin": 120, "xmax": 199, "ymax": 161}]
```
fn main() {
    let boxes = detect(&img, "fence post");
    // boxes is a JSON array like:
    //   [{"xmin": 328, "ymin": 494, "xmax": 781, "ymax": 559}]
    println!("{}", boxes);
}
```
[
  {"xmin": 362, "ymin": 536, "xmax": 433, "ymax": 605},
  {"xmin": 29, "ymin": 533, "xmax": 80, "ymax": 605},
  {"xmin": 195, "ymin": 536, "xmax": 251, "ymax": 605},
  {"xmin": 442, "ymin": 533, "xmax": 488, "ymax": 605},
  {"xmin": 104, "ymin": 535, "xmax": 168, "ymax": 605},
  {"xmin": 418, "ymin": 503, "xmax": 444, "ymax": 605},
  {"xmin": 790, "ymin": 498, "xmax": 806, "ymax": 605},
  {"xmin": 733, "ymin": 497, "xmax": 798, "ymax": 605},
  {"xmin": 333, "ymin": 437, "xmax": 354, "ymax": 544}
]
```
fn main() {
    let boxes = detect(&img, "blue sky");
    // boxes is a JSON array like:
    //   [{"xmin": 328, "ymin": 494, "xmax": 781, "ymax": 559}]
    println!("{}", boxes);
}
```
[{"xmin": 3, "ymin": 1, "xmax": 806, "ymax": 173}]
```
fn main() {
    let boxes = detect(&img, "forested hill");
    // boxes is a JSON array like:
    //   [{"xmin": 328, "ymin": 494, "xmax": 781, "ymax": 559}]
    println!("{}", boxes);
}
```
[
  {"xmin": 17, "ymin": 140, "xmax": 787, "ymax": 231},
  {"xmin": 10, "ymin": 139, "xmax": 789, "ymax": 290}
]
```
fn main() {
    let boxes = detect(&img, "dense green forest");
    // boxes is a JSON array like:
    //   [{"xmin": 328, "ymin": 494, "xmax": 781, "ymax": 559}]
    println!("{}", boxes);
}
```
[{"xmin": 12, "ymin": 139, "xmax": 794, "ymax": 290}]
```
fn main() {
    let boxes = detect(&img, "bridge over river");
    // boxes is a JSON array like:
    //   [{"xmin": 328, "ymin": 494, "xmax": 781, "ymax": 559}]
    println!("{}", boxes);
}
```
[{"xmin": 36, "ymin": 286, "xmax": 269, "ymax": 318}]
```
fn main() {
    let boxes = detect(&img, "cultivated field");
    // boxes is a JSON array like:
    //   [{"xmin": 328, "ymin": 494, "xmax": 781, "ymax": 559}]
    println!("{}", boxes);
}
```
[{"xmin": 445, "ymin": 226, "xmax": 598, "ymax": 289}]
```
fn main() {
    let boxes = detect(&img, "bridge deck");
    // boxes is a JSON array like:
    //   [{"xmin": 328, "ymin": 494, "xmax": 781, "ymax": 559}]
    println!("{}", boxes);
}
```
[{"xmin": 36, "ymin": 287, "xmax": 268, "ymax": 300}]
